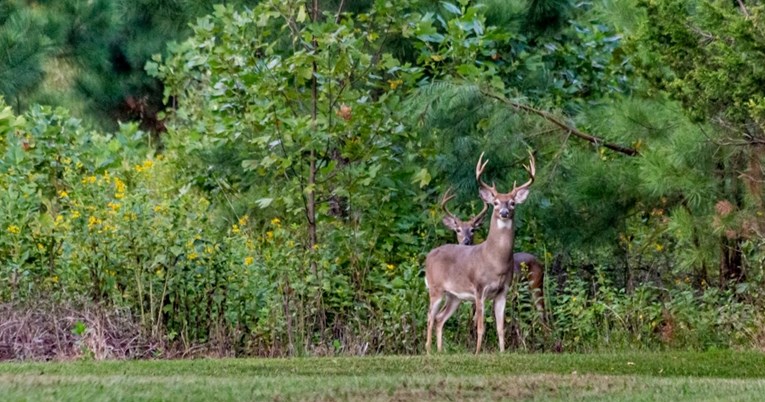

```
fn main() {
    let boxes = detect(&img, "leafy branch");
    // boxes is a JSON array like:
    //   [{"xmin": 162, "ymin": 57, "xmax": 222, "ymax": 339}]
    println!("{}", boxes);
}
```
[{"xmin": 480, "ymin": 89, "xmax": 639, "ymax": 156}]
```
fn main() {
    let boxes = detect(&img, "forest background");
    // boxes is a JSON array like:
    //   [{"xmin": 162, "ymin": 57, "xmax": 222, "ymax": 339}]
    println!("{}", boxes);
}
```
[{"xmin": 1, "ymin": 0, "xmax": 764, "ymax": 359}]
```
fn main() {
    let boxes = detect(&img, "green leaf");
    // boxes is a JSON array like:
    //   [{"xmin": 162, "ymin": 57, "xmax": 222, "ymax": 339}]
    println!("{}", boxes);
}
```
[
  {"xmin": 107, "ymin": 139, "xmax": 121, "ymax": 153},
  {"xmin": 413, "ymin": 168, "xmax": 431, "ymax": 188},
  {"xmin": 440, "ymin": 2, "xmax": 461, "ymax": 15},
  {"xmin": 296, "ymin": 5, "xmax": 307, "ymax": 23},
  {"xmin": 256, "ymin": 198, "xmax": 274, "ymax": 208}
]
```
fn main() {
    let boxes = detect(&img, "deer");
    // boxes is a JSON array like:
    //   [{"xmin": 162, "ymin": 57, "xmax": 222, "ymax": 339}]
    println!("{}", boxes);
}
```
[
  {"xmin": 439, "ymin": 188, "xmax": 546, "ymax": 321},
  {"xmin": 425, "ymin": 151, "xmax": 535, "ymax": 354}
]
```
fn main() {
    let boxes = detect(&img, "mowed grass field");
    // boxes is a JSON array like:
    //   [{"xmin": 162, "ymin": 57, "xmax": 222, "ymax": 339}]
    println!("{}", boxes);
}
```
[{"xmin": 1, "ymin": 351, "xmax": 765, "ymax": 401}]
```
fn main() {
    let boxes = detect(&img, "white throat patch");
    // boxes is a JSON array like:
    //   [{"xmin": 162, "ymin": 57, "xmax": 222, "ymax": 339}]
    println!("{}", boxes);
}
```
[{"xmin": 496, "ymin": 218, "xmax": 513, "ymax": 230}]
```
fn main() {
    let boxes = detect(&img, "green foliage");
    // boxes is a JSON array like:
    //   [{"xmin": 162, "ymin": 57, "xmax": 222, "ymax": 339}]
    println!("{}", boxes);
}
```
[
  {"xmin": 550, "ymin": 268, "xmax": 762, "ymax": 351},
  {"xmin": 2, "ymin": 0, "xmax": 765, "ymax": 358},
  {"xmin": 0, "ymin": 4, "xmax": 50, "ymax": 108}
]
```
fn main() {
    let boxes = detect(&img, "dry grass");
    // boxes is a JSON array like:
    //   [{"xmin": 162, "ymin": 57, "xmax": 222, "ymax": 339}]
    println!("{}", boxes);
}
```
[{"xmin": 0, "ymin": 301, "xmax": 159, "ymax": 360}]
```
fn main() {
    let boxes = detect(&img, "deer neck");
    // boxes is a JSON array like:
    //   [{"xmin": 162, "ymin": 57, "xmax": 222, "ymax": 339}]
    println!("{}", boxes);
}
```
[{"xmin": 482, "ymin": 213, "xmax": 516, "ymax": 266}]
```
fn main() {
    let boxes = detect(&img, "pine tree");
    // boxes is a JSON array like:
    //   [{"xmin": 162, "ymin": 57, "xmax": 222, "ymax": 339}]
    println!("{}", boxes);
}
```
[{"xmin": 0, "ymin": 3, "xmax": 50, "ymax": 112}]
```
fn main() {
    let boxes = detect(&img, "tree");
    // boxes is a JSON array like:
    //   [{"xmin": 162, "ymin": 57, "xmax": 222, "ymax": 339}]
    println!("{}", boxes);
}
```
[
  {"xmin": 0, "ymin": 2, "xmax": 50, "ymax": 112},
  {"xmin": 149, "ymin": 0, "xmax": 428, "ymax": 346},
  {"xmin": 633, "ymin": 0, "xmax": 765, "ymax": 286}
]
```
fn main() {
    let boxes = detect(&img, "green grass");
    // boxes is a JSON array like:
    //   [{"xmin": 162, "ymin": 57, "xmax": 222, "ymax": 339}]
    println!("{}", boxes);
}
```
[{"xmin": 1, "ymin": 351, "xmax": 765, "ymax": 401}]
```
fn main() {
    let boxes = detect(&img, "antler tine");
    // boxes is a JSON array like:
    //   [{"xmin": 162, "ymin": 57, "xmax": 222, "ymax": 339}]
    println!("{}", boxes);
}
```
[
  {"xmin": 516, "ymin": 150, "xmax": 536, "ymax": 190},
  {"xmin": 475, "ymin": 152, "xmax": 496, "ymax": 195},
  {"xmin": 440, "ymin": 186, "xmax": 458, "ymax": 219},
  {"xmin": 470, "ymin": 200, "xmax": 489, "ymax": 225}
]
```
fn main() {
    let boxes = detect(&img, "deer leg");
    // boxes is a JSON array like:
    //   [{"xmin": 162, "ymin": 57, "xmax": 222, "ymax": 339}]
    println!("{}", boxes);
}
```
[
  {"xmin": 494, "ymin": 293, "xmax": 507, "ymax": 352},
  {"xmin": 529, "ymin": 265, "xmax": 546, "ymax": 320},
  {"xmin": 435, "ymin": 295, "xmax": 460, "ymax": 353},
  {"xmin": 426, "ymin": 293, "xmax": 444, "ymax": 355},
  {"xmin": 474, "ymin": 295, "xmax": 485, "ymax": 354}
]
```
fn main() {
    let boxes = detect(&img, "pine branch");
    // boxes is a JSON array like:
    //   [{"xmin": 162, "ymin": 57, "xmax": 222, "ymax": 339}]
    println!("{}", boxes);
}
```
[{"xmin": 480, "ymin": 89, "xmax": 639, "ymax": 156}]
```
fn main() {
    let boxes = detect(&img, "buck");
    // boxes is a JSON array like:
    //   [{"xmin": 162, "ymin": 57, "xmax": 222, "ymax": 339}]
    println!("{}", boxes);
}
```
[
  {"xmin": 425, "ymin": 151, "xmax": 535, "ymax": 354},
  {"xmin": 440, "ymin": 188, "xmax": 546, "ymax": 319}
]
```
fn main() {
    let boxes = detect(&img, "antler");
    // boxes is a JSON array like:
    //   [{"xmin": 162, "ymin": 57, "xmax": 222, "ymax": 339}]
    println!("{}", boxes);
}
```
[
  {"xmin": 440, "ymin": 187, "xmax": 458, "ymax": 220},
  {"xmin": 475, "ymin": 152, "xmax": 497, "ymax": 196},
  {"xmin": 514, "ymin": 150, "xmax": 536, "ymax": 191},
  {"xmin": 469, "ymin": 201, "xmax": 489, "ymax": 226}
]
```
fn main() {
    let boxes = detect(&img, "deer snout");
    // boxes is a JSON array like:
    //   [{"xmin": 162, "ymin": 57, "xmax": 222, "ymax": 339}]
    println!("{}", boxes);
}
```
[{"xmin": 499, "ymin": 208, "xmax": 510, "ymax": 219}]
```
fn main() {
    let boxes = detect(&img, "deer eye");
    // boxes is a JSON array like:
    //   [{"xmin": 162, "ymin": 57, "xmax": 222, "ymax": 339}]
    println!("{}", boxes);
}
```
[
  {"xmin": 456, "ymin": 228, "xmax": 461, "ymax": 232},
  {"xmin": 469, "ymin": 228, "xmax": 474, "ymax": 233},
  {"xmin": 493, "ymin": 201, "xmax": 499, "ymax": 206}
]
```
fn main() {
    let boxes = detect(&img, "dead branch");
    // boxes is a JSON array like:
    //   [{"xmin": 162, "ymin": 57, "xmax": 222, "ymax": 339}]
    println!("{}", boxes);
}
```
[{"xmin": 481, "ymin": 90, "xmax": 639, "ymax": 156}]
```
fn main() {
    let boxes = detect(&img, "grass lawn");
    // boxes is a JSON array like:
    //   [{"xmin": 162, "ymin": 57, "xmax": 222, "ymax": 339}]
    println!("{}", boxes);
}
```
[{"xmin": 1, "ymin": 351, "xmax": 764, "ymax": 401}]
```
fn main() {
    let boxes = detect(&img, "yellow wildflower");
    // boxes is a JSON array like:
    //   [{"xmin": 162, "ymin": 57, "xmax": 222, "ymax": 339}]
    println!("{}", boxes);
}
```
[
  {"xmin": 142, "ymin": 159, "xmax": 154, "ymax": 170},
  {"xmin": 107, "ymin": 202, "xmax": 121, "ymax": 213},
  {"xmin": 654, "ymin": 243, "xmax": 664, "ymax": 252},
  {"xmin": 244, "ymin": 256, "xmax": 254, "ymax": 265},
  {"xmin": 271, "ymin": 217, "xmax": 281, "ymax": 227},
  {"xmin": 231, "ymin": 224, "xmax": 240, "ymax": 234},
  {"xmin": 57, "ymin": 190, "xmax": 69, "ymax": 198},
  {"xmin": 72, "ymin": 210, "xmax": 81, "ymax": 219},
  {"xmin": 37, "ymin": 243, "xmax": 45, "ymax": 251},
  {"xmin": 188, "ymin": 252, "xmax": 199, "ymax": 261},
  {"xmin": 82, "ymin": 175, "xmax": 97, "ymax": 185},
  {"xmin": 87, "ymin": 216, "xmax": 101, "ymax": 229},
  {"xmin": 6, "ymin": 225, "xmax": 20, "ymax": 235},
  {"xmin": 113, "ymin": 177, "xmax": 126, "ymax": 199},
  {"xmin": 266, "ymin": 231, "xmax": 274, "ymax": 240},
  {"xmin": 312, "ymin": 244, "xmax": 319, "ymax": 251},
  {"xmin": 238, "ymin": 215, "xmax": 249, "ymax": 226},
  {"xmin": 205, "ymin": 245, "xmax": 214, "ymax": 255},
  {"xmin": 153, "ymin": 205, "xmax": 164, "ymax": 213},
  {"xmin": 386, "ymin": 263, "xmax": 395, "ymax": 271},
  {"xmin": 388, "ymin": 79, "xmax": 403, "ymax": 89},
  {"xmin": 54, "ymin": 215, "xmax": 64, "ymax": 226}
]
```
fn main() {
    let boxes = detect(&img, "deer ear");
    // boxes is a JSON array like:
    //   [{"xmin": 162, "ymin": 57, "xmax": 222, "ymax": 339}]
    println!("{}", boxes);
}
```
[
  {"xmin": 479, "ymin": 188, "xmax": 494, "ymax": 204},
  {"xmin": 442, "ymin": 216, "xmax": 459, "ymax": 231},
  {"xmin": 514, "ymin": 188, "xmax": 530, "ymax": 204}
]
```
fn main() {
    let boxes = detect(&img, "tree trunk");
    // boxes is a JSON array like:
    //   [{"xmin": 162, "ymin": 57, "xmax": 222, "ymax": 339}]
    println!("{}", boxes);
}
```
[{"xmin": 306, "ymin": 0, "xmax": 320, "ymax": 271}]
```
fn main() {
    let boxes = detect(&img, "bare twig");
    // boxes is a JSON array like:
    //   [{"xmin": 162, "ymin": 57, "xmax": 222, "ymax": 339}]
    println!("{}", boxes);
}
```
[
  {"xmin": 737, "ymin": 0, "xmax": 750, "ymax": 18},
  {"xmin": 335, "ymin": 0, "xmax": 346, "ymax": 23}
]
